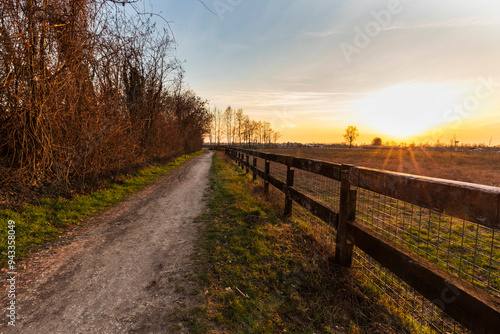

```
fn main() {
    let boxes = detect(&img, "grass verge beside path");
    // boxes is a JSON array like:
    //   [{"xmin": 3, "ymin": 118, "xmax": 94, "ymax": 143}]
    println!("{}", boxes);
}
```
[
  {"xmin": 190, "ymin": 152, "xmax": 413, "ymax": 334},
  {"xmin": 0, "ymin": 151, "xmax": 204, "ymax": 268}
]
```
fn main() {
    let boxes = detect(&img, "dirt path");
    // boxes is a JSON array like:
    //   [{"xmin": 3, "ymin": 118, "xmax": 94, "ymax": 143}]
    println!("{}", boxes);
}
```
[{"xmin": 1, "ymin": 151, "xmax": 213, "ymax": 333}]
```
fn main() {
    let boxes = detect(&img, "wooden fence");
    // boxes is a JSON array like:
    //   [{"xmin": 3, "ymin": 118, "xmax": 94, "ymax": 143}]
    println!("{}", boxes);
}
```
[{"xmin": 222, "ymin": 147, "xmax": 500, "ymax": 334}]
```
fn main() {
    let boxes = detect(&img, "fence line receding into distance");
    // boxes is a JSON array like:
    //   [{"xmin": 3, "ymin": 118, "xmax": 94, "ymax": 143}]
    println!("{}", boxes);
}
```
[{"xmin": 219, "ymin": 147, "xmax": 500, "ymax": 334}]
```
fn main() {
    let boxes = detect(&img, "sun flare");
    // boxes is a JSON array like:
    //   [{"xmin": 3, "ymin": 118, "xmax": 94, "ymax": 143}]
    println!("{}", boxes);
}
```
[{"xmin": 357, "ymin": 84, "xmax": 458, "ymax": 137}]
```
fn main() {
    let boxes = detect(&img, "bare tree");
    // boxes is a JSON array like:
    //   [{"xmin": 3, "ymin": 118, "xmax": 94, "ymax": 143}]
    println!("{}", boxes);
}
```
[
  {"xmin": 224, "ymin": 106, "xmax": 233, "ymax": 145},
  {"xmin": 242, "ymin": 115, "xmax": 250, "ymax": 145},
  {"xmin": 344, "ymin": 126, "xmax": 359, "ymax": 149},
  {"xmin": 261, "ymin": 122, "xmax": 272, "ymax": 147},
  {"xmin": 235, "ymin": 108, "xmax": 244, "ymax": 145},
  {"xmin": 273, "ymin": 131, "xmax": 282, "ymax": 145},
  {"xmin": 207, "ymin": 106, "xmax": 227, "ymax": 146},
  {"xmin": 255, "ymin": 121, "xmax": 262, "ymax": 145},
  {"xmin": 205, "ymin": 105, "xmax": 281, "ymax": 148},
  {"xmin": 0, "ymin": 0, "xmax": 211, "ymax": 191}
]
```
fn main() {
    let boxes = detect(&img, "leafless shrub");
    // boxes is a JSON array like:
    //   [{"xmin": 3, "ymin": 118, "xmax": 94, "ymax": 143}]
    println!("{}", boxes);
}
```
[{"xmin": 0, "ymin": 0, "xmax": 210, "ymax": 196}]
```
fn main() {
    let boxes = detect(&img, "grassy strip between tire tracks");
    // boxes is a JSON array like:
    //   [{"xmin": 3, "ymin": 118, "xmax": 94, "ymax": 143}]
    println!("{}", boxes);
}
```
[
  {"xmin": 0, "ymin": 151, "xmax": 204, "ymax": 268},
  {"xmin": 189, "ymin": 152, "xmax": 422, "ymax": 334}
]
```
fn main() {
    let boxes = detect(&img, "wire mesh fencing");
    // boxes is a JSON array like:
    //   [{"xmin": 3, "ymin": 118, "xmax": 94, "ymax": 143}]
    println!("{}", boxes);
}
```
[
  {"xmin": 294, "ymin": 167, "xmax": 341, "ymax": 213},
  {"xmin": 226, "ymin": 148, "xmax": 499, "ymax": 333},
  {"xmin": 356, "ymin": 188, "xmax": 500, "ymax": 300},
  {"xmin": 353, "ymin": 250, "xmax": 468, "ymax": 333},
  {"xmin": 269, "ymin": 161, "xmax": 287, "ymax": 182}
]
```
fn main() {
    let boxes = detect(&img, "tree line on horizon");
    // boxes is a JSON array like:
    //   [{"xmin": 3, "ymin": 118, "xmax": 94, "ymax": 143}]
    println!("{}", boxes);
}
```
[
  {"xmin": 0, "ymin": 0, "xmax": 211, "ymax": 192},
  {"xmin": 256, "ymin": 123, "xmax": 497, "ymax": 149},
  {"xmin": 208, "ymin": 106, "xmax": 281, "ymax": 146}
]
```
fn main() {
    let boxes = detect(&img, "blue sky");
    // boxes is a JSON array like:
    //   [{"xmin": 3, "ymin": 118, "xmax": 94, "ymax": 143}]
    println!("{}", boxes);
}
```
[{"xmin": 145, "ymin": 0, "xmax": 500, "ymax": 144}]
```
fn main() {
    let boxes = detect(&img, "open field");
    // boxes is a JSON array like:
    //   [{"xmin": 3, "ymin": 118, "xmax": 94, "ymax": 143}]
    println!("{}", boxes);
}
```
[{"xmin": 265, "ymin": 147, "xmax": 500, "ymax": 187}]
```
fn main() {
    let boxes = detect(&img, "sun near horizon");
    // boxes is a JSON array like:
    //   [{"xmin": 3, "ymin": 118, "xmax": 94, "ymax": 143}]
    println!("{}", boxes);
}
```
[
  {"xmin": 356, "ymin": 84, "xmax": 459, "ymax": 137},
  {"xmin": 165, "ymin": 0, "xmax": 500, "ymax": 146},
  {"xmin": 248, "ymin": 79, "xmax": 499, "ymax": 146}
]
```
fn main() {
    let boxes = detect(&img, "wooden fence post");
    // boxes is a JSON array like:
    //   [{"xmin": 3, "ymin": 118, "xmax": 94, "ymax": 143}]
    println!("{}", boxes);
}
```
[
  {"xmin": 252, "ymin": 156, "xmax": 257, "ymax": 181},
  {"xmin": 246, "ymin": 154, "xmax": 250, "ymax": 173},
  {"xmin": 264, "ymin": 160, "xmax": 270, "ymax": 194},
  {"xmin": 335, "ymin": 165, "xmax": 357, "ymax": 267},
  {"xmin": 284, "ymin": 157, "xmax": 294, "ymax": 217}
]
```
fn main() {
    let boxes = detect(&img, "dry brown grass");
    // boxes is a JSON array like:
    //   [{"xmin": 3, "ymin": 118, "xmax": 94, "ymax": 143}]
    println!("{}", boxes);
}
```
[{"xmin": 266, "ymin": 147, "xmax": 500, "ymax": 187}]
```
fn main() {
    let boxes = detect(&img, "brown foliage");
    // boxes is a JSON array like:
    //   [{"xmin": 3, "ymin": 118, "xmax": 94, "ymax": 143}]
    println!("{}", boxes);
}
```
[{"xmin": 0, "ymin": 0, "xmax": 210, "ymax": 196}]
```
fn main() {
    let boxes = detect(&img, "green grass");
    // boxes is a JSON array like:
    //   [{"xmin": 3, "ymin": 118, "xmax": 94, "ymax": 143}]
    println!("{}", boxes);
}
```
[
  {"xmin": 228, "ymin": 152, "xmax": 495, "ymax": 332},
  {"xmin": 189, "ymin": 152, "xmax": 415, "ymax": 333},
  {"xmin": 354, "ymin": 192, "xmax": 500, "ymax": 293},
  {"xmin": 256, "ymin": 158, "xmax": 500, "ymax": 295},
  {"xmin": 0, "ymin": 151, "xmax": 203, "ymax": 268},
  {"xmin": 265, "ymin": 148, "xmax": 500, "ymax": 297}
]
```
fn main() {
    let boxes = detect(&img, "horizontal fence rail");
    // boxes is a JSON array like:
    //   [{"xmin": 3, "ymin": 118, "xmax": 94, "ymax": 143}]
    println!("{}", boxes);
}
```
[{"xmin": 221, "ymin": 147, "xmax": 500, "ymax": 334}]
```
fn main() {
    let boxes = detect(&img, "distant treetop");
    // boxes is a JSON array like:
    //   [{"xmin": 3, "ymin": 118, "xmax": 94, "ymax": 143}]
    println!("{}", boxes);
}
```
[{"xmin": 371, "ymin": 137, "xmax": 383, "ymax": 146}]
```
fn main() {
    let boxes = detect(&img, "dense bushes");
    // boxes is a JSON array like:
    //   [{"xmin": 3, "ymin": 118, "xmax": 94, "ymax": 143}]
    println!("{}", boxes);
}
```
[{"xmin": 0, "ymin": 0, "xmax": 210, "ymax": 191}]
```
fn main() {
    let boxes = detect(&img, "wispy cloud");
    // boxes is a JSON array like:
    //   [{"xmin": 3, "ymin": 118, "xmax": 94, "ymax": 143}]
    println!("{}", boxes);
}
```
[
  {"xmin": 212, "ymin": 90, "xmax": 362, "ymax": 108},
  {"xmin": 299, "ymin": 30, "xmax": 346, "ymax": 38},
  {"xmin": 379, "ymin": 17, "xmax": 500, "ymax": 32},
  {"xmin": 299, "ymin": 17, "xmax": 499, "ymax": 39}
]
